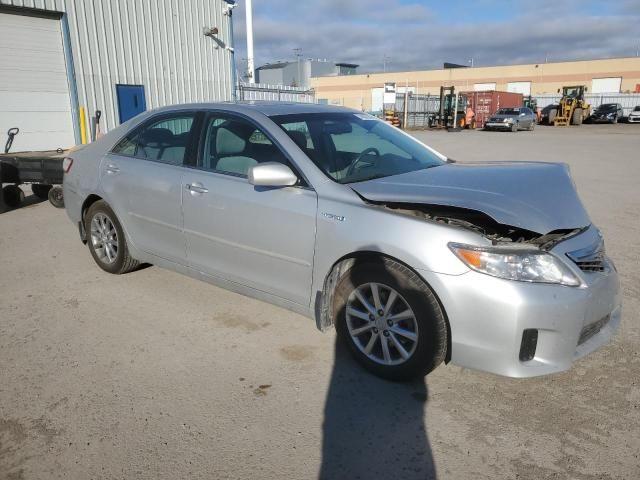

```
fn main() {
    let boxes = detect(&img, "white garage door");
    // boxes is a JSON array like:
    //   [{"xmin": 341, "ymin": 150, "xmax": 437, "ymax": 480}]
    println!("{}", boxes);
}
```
[
  {"xmin": 474, "ymin": 82, "xmax": 496, "ymax": 91},
  {"xmin": 507, "ymin": 81, "xmax": 531, "ymax": 95},
  {"xmin": 591, "ymin": 77, "xmax": 621, "ymax": 94},
  {"xmin": 371, "ymin": 87, "xmax": 384, "ymax": 113},
  {"xmin": 0, "ymin": 12, "xmax": 75, "ymax": 152}
]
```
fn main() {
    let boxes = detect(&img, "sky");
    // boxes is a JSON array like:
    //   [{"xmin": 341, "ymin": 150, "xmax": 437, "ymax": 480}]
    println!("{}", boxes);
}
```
[{"xmin": 230, "ymin": 0, "xmax": 640, "ymax": 77}]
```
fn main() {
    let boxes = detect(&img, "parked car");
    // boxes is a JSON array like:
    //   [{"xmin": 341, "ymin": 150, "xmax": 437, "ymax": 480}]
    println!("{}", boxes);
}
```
[
  {"xmin": 589, "ymin": 103, "xmax": 624, "ymax": 123},
  {"xmin": 63, "ymin": 103, "xmax": 621, "ymax": 381},
  {"xmin": 541, "ymin": 104, "xmax": 559, "ymax": 124},
  {"xmin": 483, "ymin": 107, "xmax": 536, "ymax": 132},
  {"xmin": 627, "ymin": 105, "xmax": 640, "ymax": 123}
]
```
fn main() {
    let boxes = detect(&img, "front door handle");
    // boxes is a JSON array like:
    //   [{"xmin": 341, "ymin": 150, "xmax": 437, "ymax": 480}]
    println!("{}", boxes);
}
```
[
  {"xmin": 105, "ymin": 163, "xmax": 120, "ymax": 174},
  {"xmin": 185, "ymin": 183, "xmax": 209, "ymax": 194}
]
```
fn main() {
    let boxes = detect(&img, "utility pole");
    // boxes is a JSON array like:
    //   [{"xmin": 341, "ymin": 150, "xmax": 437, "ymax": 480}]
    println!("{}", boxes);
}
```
[
  {"xmin": 294, "ymin": 47, "xmax": 303, "ymax": 88},
  {"xmin": 245, "ymin": 0, "xmax": 255, "ymax": 83}
]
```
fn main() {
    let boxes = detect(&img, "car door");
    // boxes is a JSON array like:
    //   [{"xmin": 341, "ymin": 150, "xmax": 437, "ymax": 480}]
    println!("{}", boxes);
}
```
[
  {"xmin": 182, "ymin": 112, "xmax": 318, "ymax": 307},
  {"xmin": 102, "ymin": 112, "xmax": 199, "ymax": 265}
]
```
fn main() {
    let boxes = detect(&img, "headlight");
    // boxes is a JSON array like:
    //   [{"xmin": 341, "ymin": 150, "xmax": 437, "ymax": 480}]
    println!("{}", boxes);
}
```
[
  {"xmin": 449, "ymin": 243, "xmax": 581, "ymax": 286},
  {"xmin": 503, "ymin": 118, "xmax": 513, "ymax": 123}
]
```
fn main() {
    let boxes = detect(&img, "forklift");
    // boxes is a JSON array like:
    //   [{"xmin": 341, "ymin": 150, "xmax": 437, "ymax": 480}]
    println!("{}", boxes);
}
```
[
  {"xmin": 429, "ymin": 86, "xmax": 473, "ymax": 129},
  {"xmin": 550, "ymin": 85, "xmax": 591, "ymax": 126}
]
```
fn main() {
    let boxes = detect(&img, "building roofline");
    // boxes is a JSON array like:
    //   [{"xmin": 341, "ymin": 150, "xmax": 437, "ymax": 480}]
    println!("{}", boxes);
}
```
[{"xmin": 311, "ymin": 56, "xmax": 640, "ymax": 80}]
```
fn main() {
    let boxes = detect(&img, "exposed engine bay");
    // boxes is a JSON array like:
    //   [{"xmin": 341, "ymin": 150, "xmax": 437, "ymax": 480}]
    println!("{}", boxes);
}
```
[{"xmin": 377, "ymin": 202, "xmax": 586, "ymax": 250}]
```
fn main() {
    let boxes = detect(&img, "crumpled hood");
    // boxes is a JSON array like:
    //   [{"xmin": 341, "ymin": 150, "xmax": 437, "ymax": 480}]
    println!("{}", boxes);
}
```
[{"xmin": 351, "ymin": 162, "xmax": 591, "ymax": 234}]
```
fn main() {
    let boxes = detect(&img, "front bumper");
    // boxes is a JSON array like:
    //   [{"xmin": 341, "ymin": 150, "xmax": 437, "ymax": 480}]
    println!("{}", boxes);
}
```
[
  {"xmin": 485, "ymin": 122, "xmax": 513, "ymax": 130},
  {"xmin": 628, "ymin": 116, "xmax": 640, "ymax": 123},
  {"xmin": 418, "ymin": 227, "xmax": 621, "ymax": 378}
]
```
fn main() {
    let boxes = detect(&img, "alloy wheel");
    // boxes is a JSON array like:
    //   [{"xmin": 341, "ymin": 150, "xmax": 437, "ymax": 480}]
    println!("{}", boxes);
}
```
[
  {"xmin": 345, "ymin": 282, "xmax": 419, "ymax": 366},
  {"xmin": 90, "ymin": 213, "xmax": 119, "ymax": 265}
]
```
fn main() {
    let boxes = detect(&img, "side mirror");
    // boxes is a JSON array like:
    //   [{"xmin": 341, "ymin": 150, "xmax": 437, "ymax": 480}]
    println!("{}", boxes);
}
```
[
  {"xmin": 557, "ymin": 88, "xmax": 561, "ymax": 93},
  {"xmin": 248, "ymin": 162, "xmax": 298, "ymax": 187}
]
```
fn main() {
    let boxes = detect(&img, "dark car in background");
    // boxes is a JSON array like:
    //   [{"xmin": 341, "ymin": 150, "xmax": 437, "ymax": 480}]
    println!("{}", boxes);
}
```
[{"xmin": 589, "ymin": 103, "xmax": 624, "ymax": 124}]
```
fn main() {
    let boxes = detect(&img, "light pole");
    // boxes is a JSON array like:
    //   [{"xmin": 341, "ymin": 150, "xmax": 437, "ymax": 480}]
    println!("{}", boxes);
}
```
[{"xmin": 245, "ymin": 0, "xmax": 255, "ymax": 83}]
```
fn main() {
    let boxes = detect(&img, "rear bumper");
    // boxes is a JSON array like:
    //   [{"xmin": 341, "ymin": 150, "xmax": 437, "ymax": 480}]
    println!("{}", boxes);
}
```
[{"xmin": 417, "ymin": 228, "xmax": 621, "ymax": 378}]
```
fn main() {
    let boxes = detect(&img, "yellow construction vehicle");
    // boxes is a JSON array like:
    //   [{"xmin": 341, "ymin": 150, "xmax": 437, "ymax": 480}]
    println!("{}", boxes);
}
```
[{"xmin": 551, "ymin": 85, "xmax": 591, "ymax": 126}]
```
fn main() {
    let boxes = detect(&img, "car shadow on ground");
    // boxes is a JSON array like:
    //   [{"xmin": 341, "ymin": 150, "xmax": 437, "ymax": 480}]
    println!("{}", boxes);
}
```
[
  {"xmin": 319, "ymin": 339, "xmax": 436, "ymax": 480},
  {"xmin": 320, "ymin": 254, "xmax": 437, "ymax": 479}
]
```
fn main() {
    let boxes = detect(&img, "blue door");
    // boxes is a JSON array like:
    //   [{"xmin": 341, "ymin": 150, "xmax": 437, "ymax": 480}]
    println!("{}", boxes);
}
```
[{"xmin": 116, "ymin": 84, "xmax": 147, "ymax": 124}]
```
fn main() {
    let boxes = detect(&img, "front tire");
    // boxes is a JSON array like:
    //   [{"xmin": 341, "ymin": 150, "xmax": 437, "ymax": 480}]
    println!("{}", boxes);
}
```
[
  {"xmin": 333, "ymin": 257, "xmax": 447, "ymax": 381},
  {"xmin": 85, "ymin": 200, "xmax": 139, "ymax": 274},
  {"xmin": 511, "ymin": 122, "xmax": 518, "ymax": 132}
]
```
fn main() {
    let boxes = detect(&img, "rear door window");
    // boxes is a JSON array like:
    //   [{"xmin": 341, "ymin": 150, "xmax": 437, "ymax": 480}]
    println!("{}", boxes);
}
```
[{"xmin": 112, "ymin": 114, "xmax": 195, "ymax": 165}]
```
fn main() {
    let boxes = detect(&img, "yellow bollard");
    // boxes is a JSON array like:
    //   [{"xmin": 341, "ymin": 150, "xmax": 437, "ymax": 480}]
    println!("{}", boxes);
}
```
[{"xmin": 79, "ymin": 106, "xmax": 88, "ymax": 145}]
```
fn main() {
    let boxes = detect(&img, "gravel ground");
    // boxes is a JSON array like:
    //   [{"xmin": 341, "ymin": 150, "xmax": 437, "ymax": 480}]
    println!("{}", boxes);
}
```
[{"xmin": 1, "ymin": 124, "xmax": 639, "ymax": 479}]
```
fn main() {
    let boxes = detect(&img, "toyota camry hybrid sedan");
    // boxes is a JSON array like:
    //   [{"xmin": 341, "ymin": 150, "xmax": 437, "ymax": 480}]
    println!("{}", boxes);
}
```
[{"xmin": 63, "ymin": 103, "xmax": 621, "ymax": 380}]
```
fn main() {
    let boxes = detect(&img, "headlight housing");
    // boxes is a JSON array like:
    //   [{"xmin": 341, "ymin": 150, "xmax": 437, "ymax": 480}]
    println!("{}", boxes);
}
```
[
  {"xmin": 449, "ymin": 243, "xmax": 581, "ymax": 286},
  {"xmin": 503, "ymin": 117, "xmax": 513, "ymax": 123}
]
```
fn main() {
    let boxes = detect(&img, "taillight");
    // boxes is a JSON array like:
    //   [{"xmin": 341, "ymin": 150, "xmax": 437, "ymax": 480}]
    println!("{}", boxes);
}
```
[{"xmin": 62, "ymin": 157, "xmax": 74, "ymax": 173}]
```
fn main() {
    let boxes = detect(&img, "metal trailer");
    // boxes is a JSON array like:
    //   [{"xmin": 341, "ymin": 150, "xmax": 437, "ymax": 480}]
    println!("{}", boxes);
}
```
[{"xmin": 0, "ymin": 128, "xmax": 65, "ymax": 211}]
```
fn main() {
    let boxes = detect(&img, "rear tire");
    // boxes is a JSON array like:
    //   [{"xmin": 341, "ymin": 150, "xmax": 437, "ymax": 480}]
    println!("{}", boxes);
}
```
[
  {"xmin": 2, "ymin": 185, "xmax": 24, "ymax": 208},
  {"xmin": 332, "ymin": 257, "xmax": 447, "ymax": 381},
  {"xmin": 85, "ymin": 200, "xmax": 139, "ymax": 274},
  {"xmin": 47, "ymin": 186, "xmax": 64, "ymax": 208}
]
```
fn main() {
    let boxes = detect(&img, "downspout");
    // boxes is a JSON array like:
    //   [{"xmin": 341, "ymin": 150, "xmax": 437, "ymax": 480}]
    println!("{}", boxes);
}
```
[
  {"xmin": 224, "ymin": 1, "xmax": 238, "ymax": 100},
  {"xmin": 60, "ymin": 12, "xmax": 81, "ymax": 146}
]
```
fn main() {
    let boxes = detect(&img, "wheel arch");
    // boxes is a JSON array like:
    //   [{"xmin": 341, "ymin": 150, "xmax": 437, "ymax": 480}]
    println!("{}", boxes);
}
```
[
  {"xmin": 316, "ymin": 250, "xmax": 452, "ymax": 363},
  {"xmin": 79, "ymin": 194, "xmax": 103, "ymax": 243}
]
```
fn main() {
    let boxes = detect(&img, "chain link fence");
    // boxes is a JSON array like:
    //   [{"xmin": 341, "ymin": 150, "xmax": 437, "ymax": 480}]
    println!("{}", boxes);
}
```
[{"xmin": 237, "ymin": 83, "xmax": 316, "ymax": 103}]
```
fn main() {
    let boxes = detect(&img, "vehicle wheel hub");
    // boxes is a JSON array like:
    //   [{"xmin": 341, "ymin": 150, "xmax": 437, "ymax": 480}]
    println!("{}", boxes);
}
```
[{"xmin": 345, "ymin": 282, "xmax": 419, "ymax": 366}]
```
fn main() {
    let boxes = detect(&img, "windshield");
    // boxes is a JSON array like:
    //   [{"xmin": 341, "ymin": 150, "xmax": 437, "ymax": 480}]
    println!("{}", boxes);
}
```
[
  {"xmin": 634, "ymin": 106, "xmax": 640, "ymax": 112},
  {"xmin": 271, "ymin": 112, "xmax": 445, "ymax": 184},
  {"xmin": 596, "ymin": 104, "xmax": 617, "ymax": 110},
  {"xmin": 563, "ymin": 87, "xmax": 582, "ymax": 97},
  {"xmin": 496, "ymin": 108, "xmax": 519, "ymax": 115}
]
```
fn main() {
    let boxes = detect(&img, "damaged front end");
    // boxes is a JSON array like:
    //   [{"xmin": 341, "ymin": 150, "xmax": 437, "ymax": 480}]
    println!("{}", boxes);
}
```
[{"xmin": 376, "ymin": 201, "xmax": 586, "ymax": 250}]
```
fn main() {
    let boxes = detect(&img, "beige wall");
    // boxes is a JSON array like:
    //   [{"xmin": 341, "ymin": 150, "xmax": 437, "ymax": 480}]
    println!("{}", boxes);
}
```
[{"xmin": 311, "ymin": 57, "xmax": 640, "ymax": 111}]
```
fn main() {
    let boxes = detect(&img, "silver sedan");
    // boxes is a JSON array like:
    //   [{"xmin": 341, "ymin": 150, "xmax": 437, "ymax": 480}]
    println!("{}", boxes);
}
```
[
  {"xmin": 484, "ymin": 107, "xmax": 537, "ymax": 132},
  {"xmin": 63, "ymin": 103, "xmax": 620, "ymax": 380}
]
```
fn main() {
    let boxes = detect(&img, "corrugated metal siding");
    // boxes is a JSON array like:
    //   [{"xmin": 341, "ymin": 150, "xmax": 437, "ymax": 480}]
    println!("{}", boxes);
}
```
[{"xmin": 0, "ymin": 0, "xmax": 233, "ymax": 134}]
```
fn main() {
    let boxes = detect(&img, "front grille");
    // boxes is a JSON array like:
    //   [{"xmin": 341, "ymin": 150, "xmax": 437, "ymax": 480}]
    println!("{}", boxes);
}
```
[
  {"xmin": 578, "ymin": 315, "xmax": 610, "ymax": 345},
  {"xmin": 566, "ymin": 241, "xmax": 606, "ymax": 273}
]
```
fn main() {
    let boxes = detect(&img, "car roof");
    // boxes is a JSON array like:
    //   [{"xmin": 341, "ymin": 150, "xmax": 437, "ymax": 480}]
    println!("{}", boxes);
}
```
[{"xmin": 151, "ymin": 101, "xmax": 357, "ymax": 117}]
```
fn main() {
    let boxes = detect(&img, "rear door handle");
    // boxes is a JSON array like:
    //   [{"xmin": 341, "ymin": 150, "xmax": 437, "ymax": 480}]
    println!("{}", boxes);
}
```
[
  {"xmin": 185, "ymin": 183, "xmax": 209, "ymax": 194},
  {"xmin": 105, "ymin": 163, "xmax": 120, "ymax": 174}
]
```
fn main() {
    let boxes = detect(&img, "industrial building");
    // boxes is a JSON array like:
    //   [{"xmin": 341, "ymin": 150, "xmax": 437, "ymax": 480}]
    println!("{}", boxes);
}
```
[
  {"xmin": 311, "ymin": 57, "xmax": 640, "ymax": 112},
  {"xmin": 255, "ymin": 59, "xmax": 358, "ymax": 89},
  {"xmin": 0, "ymin": 0, "xmax": 235, "ymax": 152}
]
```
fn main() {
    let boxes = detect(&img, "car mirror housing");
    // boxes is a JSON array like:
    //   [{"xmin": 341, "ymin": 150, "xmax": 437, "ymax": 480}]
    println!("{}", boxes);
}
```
[{"xmin": 248, "ymin": 162, "xmax": 298, "ymax": 187}]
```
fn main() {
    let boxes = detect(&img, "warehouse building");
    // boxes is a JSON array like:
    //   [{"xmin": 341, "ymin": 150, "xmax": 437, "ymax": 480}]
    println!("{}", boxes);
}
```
[
  {"xmin": 255, "ymin": 59, "xmax": 358, "ymax": 89},
  {"xmin": 311, "ymin": 57, "xmax": 640, "ymax": 112},
  {"xmin": 0, "ymin": 0, "xmax": 235, "ymax": 152}
]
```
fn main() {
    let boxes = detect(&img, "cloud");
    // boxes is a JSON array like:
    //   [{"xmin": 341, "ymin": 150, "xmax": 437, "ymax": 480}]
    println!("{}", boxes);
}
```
[{"xmin": 231, "ymin": 0, "xmax": 640, "ymax": 75}]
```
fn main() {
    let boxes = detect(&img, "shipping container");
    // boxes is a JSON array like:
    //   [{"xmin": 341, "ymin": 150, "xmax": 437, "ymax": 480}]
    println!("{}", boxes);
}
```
[{"xmin": 463, "ymin": 91, "xmax": 523, "ymax": 128}]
